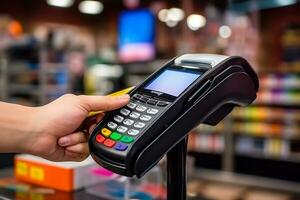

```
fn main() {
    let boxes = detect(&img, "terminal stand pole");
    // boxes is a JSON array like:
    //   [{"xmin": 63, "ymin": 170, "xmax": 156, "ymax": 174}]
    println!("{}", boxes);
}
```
[{"xmin": 167, "ymin": 136, "xmax": 188, "ymax": 200}]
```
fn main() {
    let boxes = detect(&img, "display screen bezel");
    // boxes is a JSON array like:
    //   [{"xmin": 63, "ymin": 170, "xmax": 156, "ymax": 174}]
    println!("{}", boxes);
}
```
[{"xmin": 140, "ymin": 65, "xmax": 207, "ymax": 101}]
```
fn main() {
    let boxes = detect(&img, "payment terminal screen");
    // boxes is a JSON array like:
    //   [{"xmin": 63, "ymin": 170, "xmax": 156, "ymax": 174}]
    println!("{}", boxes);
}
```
[{"xmin": 144, "ymin": 69, "xmax": 202, "ymax": 97}]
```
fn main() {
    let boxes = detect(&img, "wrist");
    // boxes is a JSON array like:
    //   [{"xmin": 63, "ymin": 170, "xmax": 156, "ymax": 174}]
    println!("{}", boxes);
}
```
[
  {"xmin": 0, "ymin": 102, "xmax": 41, "ymax": 153},
  {"xmin": 19, "ymin": 106, "xmax": 46, "ymax": 154}
]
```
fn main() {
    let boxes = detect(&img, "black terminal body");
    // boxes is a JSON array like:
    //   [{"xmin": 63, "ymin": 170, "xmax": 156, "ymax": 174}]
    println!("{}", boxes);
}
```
[{"xmin": 89, "ymin": 54, "xmax": 259, "ymax": 177}]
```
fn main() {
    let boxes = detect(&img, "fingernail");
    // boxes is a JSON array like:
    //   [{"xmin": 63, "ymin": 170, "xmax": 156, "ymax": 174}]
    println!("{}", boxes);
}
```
[
  {"xmin": 117, "ymin": 94, "xmax": 130, "ymax": 100},
  {"xmin": 59, "ymin": 137, "xmax": 70, "ymax": 146}
]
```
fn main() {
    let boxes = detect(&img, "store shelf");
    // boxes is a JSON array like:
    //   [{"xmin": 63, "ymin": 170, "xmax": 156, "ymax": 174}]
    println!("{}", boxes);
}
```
[
  {"xmin": 0, "ymin": 48, "xmax": 71, "ymax": 105},
  {"xmin": 253, "ymin": 102, "xmax": 300, "ymax": 109},
  {"xmin": 43, "ymin": 63, "xmax": 69, "ymax": 74},
  {"xmin": 194, "ymin": 129, "xmax": 300, "ymax": 140},
  {"xmin": 7, "ymin": 68, "xmax": 38, "ymax": 74},
  {"xmin": 258, "ymin": 84, "xmax": 300, "ymax": 91},
  {"xmin": 189, "ymin": 149, "xmax": 223, "ymax": 155},
  {"xmin": 233, "ymin": 132, "xmax": 300, "ymax": 140},
  {"xmin": 43, "ymin": 62, "xmax": 67, "ymax": 68},
  {"xmin": 258, "ymin": 63, "xmax": 300, "ymax": 74},
  {"xmin": 46, "ymin": 84, "xmax": 68, "ymax": 92},
  {"xmin": 235, "ymin": 152, "xmax": 300, "ymax": 163},
  {"xmin": 232, "ymin": 108, "xmax": 300, "ymax": 122},
  {"xmin": 232, "ymin": 118, "xmax": 300, "ymax": 125},
  {"xmin": 193, "ymin": 129, "xmax": 223, "ymax": 135},
  {"xmin": 195, "ymin": 168, "xmax": 300, "ymax": 193},
  {"xmin": 8, "ymin": 84, "xmax": 41, "ymax": 95},
  {"xmin": 8, "ymin": 97, "xmax": 38, "ymax": 106}
]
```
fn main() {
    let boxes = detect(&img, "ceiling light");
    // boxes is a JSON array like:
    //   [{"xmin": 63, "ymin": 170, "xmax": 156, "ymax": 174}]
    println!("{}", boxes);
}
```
[
  {"xmin": 186, "ymin": 14, "xmax": 206, "ymax": 31},
  {"xmin": 158, "ymin": 8, "xmax": 185, "ymax": 23},
  {"xmin": 47, "ymin": 0, "xmax": 74, "ymax": 7},
  {"xmin": 158, "ymin": 9, "xmax": 168, "ymax": 22},
  {"xmin": 79, "ymin": 0, "xmax": 103, "ymax": 15},
  {"xmin": 168, "ymin": 8, "xmax": 185, "ymax": 22},
  {"xmin": 166, "ymin": 20, "xmax": 178, "ymax": 27},
  {"xmin": 219, "ymin": 25, "xmax": 232, "ymax": 39}
]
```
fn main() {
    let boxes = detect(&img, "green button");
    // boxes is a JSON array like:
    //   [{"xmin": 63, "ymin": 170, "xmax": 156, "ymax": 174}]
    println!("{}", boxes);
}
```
[
  {"xmin": 110, "ymin": 132, "xmax": 122, "ymax": 141},
  {"xmin": 121, "ymin": 136, "xmax": 134, "ymax": 143}
]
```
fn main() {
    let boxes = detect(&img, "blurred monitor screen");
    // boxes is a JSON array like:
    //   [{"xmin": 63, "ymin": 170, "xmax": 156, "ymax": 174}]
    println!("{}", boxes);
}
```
[{"xmin": 118, "ymin": 9, "xmax": 155, "ymax": 63}]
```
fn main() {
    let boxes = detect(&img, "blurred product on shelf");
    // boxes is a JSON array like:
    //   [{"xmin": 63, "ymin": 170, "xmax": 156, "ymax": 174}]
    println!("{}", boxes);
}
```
[
  {"xmin": 235, "ymin": 136, "xmax": 291, "ymax": 159},
  {"xmin": 282, "ymin": 25, "xmax": 300, "ymax": 63},
  {"xmin": 0, "ymin": 17, "xmax": 99, "ymax": 105},
  {"xmin": 257, "ymin": 73, "xmax": 300, "ymax": 105},
  {"xmin": 233, "ymin": 107, "xmax": 300, "ymax": 122},
  {"xmin": 84, "ymin": 56, "xmax": 124, "ymax": 95},
  {"xmin": 260, "ymin": 74, "xmax": 300, "ymax": 90},
  {"xmin": 14, "ymin": 155, "xmax": 104, "ymax": 192},
  {"xmin": 188, "ymin": 130, "xmax": 224, "ymax": 153},
  {"xmin": 0, "ymin": 45, "xmax": 71, "ymax": 105},
  {"xmin": 233, "ymin": 122, "xmax": 298, "ymax": 138}
]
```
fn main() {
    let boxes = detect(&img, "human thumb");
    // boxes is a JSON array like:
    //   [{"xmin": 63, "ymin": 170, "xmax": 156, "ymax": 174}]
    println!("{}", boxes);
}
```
[{"xmin": 79, "ymin": 94, "xmax": 130, "ymax": 112}]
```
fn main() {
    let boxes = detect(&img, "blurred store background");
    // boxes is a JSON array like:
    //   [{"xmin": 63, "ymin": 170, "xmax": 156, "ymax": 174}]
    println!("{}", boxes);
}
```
[{"xmin": 0, "ymin": 0, "xmax": 300, "ymax": 199}]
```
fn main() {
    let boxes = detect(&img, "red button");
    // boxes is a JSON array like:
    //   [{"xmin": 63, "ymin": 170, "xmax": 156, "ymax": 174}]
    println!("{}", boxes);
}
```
[
  {"xmin": 103, "ymin": 139, "xmax": 116, "ymax": 148},
  {"xmin": 96, "ymin": 134, "xmax": 105, "ymax": 143}
]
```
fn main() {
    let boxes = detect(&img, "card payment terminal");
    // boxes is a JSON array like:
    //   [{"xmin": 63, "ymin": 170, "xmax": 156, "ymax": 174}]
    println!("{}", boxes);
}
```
[{"xmin": 89, "ymin": 54, "xmax": 259, "ymax": 177}]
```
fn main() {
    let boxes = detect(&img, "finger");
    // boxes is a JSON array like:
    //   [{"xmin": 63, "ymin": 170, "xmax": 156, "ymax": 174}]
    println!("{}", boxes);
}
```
[
  {"xmin": 89, "ymin": 123, "xmax": 97, "ymax": 134},
  {"xmin": 65, "ymin": 143, "xmax": 89, "ymax": 155},
  {"xmin": 79, "ymin": 117, "xmax": 96, "ymax": 131},
  {"xmin": 64, "ymin": 151, "xmax": 88, "ymax": 162},
  {"xmin": 58, "ymin": 132, "xmax": 88, "ymax": 147},
  {"xmin": 78, "ymin": 94, "xmax": 130, "ymax": 112},
  {"xmin": 79, "ymin": 113, "xmax": 104, "ymax": 132},
  {"xmin": 96, "ymin": 113, "xmax": 105, "ymax": 123}
]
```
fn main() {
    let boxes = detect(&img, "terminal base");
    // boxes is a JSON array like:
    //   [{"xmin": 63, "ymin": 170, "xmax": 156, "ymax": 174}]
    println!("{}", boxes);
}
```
[{"xmin": 167, "ymin": 136, "xmax": 188, "ymax": 200}]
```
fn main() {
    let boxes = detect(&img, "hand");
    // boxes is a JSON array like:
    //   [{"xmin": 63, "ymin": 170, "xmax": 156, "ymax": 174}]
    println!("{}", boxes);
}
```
[{"xmin": 24, "ymin": 94, "xmax": 129, "ymax": 162}]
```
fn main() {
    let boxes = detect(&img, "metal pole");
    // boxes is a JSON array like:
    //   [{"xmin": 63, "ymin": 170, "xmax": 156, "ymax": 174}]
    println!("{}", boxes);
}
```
[
  {"xmin": 222, "ymin": 117, "xmax": 234, "ymax": 172},
  {"xmin": 167, "ymin": 136, "xmax": 188, "ymax": 200}
]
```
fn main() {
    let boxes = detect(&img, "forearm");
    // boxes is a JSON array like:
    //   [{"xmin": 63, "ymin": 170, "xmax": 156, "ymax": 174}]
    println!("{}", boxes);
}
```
[{"xmin": 0, "ymin": 102, "xmax": 38, "ymax": 153}]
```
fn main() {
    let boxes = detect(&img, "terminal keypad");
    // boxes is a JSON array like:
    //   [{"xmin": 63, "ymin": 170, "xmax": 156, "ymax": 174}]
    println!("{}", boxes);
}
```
[{"xmin": 95, "ymin": 93, "xmax": 170, "ymax": 151}]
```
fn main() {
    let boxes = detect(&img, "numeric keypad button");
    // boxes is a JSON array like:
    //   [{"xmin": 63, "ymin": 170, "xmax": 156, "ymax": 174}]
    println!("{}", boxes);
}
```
[
  {"xmin": 134, "ymin": 122, "xmax": 146, "ymax": 129},
  {"xmin": 157, "ymin": 101, "xmax": 169, "ymax": 107},
  {"xmin": 120, "ymin": 108, "xmax": 130, "ymax": 116},
  {"xmin": 140, "ymin": 115, "xmax": 152, "ymax": 121},
  {"xmin": 96, "ymin": 134, "xmax": 105, "ymax": 143},
  {"xmin": 147, "ymin": 99, "xmax": 158, "ymax": 105},
  {"xmin": 127, "ymin": 102, "xmax": 137, "ymax": 109},
  {"xmin": 121, "ymin": 136, "xmax": 134, "ymax": 143},
  {"xmin": 147, "ymin": 108, "xmax": 159, "ymax": 115},
  {"xmin": 123, "ymin": 119, "xmax": 134, "ymax": 126},
  {"xmin": 115, "ymin": 142, "xmax": 128, "ymax": 151},
  {"xmin": 128, "ymin": 129, "xmax": 140, "ymax": 136},
  {"xmin": 133, "ymin": 94, "xmax": 142, "ymax": 100},
  {"xmin": 103, "ymin": 139, "xmax": 115, "ymax": 148},
  {"xmin": 129, "ymin": 112, "xmax": 140, "ymax": 119},
  {"xmin": 117, "ymin": 126, "xmax": 128, "ymax": 133},
  {"xmin": 101, "ymin": 128, "xmax": 112, "ymax": 137},
  {"xmin": 136, "ymin": 105, "xmax": 147, "ymax": 112},
  {"xmin": 140, "ymin": 97, "xmax": 149, "ymax": 103},
  {"xmin": 114, "ymin": 115, "xmax": 124, "ymax": 123},
  {"xmin": 107, "ymin": 121, "xmax": 117, "ymax": 129}
]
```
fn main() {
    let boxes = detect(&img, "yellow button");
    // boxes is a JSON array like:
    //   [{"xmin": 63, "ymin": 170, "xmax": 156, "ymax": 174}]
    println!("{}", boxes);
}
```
[{"xmin": 101, "ymin": 128, "xmax": 112, "ymax": 137}]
